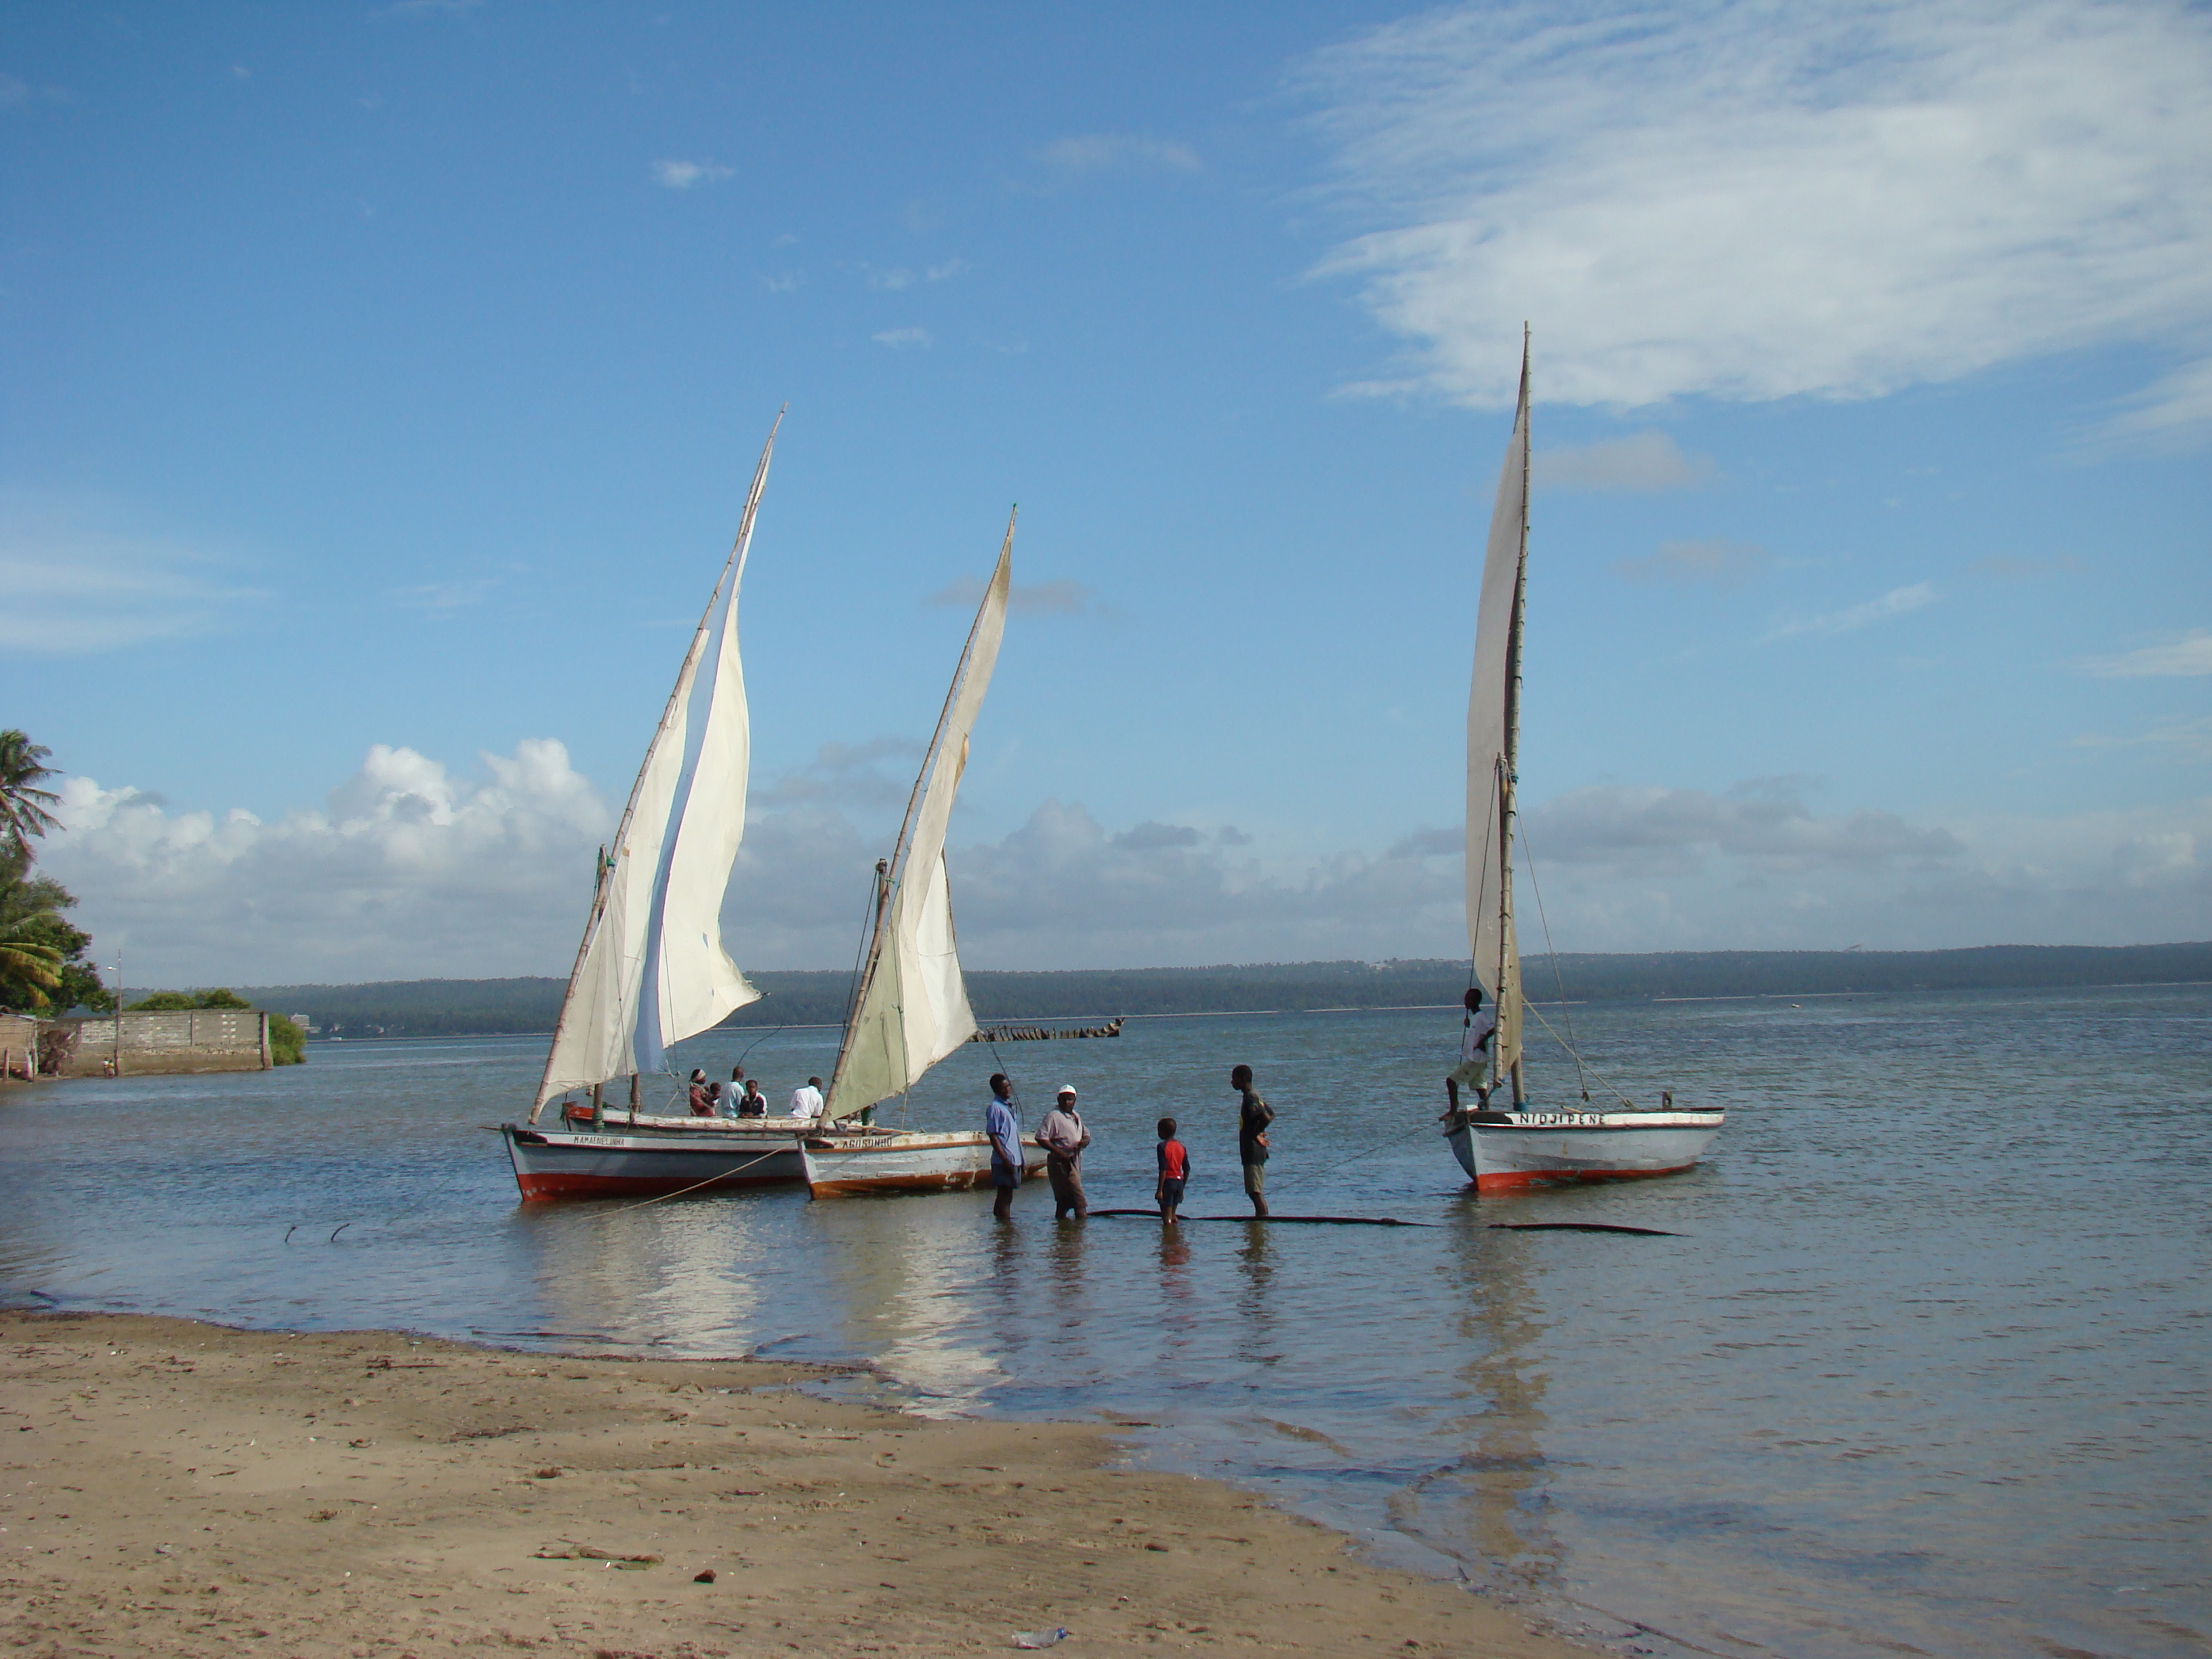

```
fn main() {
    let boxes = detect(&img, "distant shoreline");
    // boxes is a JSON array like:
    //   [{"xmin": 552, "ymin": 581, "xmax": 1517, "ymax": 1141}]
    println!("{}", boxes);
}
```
[{"xmin": 228, "ymin": 951, "xmax": 2212, "ymax": 1042}]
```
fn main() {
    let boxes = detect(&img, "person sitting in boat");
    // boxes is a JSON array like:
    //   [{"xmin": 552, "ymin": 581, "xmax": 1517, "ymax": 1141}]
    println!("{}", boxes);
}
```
[
  {"xmin": 737, "ymin": 1078, "xmax": 769, "ymax": 1117},
  {"xmin": 688, "ymin": 1069, "xmax": 715, "ymax": 1116},
  {"xmin": 788, "ymin": 1076, "xmax": 826, "ymax": 1121},
  {"xmin": 1446, "ymin": 987, "xmax": 1498, "ymax": 1113}
]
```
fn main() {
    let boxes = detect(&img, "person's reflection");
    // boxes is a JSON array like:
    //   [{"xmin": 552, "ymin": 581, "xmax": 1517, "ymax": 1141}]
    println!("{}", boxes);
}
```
[
  {"xmin": 1433, "ymin": 1207, "xmax": 1558, "ymax": 1597},
  {"xmin": 1234, "ymin": 1218, "xmax": 1276, "ymax": 1365}
]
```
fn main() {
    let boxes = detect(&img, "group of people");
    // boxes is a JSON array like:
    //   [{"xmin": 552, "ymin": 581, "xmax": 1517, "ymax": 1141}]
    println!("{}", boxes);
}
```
[
  {"xmin": 983, "ymin": 1063, "xmax": 1275, "ymax": 1226},
  {"xmin": 683, "ymin": 1067, "xmax": 826, "ymax": 1122}
]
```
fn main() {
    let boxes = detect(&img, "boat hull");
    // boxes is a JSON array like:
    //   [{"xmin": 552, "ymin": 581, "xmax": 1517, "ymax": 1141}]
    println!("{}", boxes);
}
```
[
  {"xmin": 1445, "ymin": 1109, "xmax": 1723, "ymax": 1193},
  {"xmin": 801, "ymin": 1131, "xmax": 1046, "ymax": 1198},
  {"xmin": 503, "ymin": 1125, "xmax": 808, "ymax": 1200}
]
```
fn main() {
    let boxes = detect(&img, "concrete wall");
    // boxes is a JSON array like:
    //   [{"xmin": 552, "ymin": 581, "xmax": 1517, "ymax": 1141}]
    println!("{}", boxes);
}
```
[
  {"xmin": 0, "ymin": 1013, "xmax": 37, "ymax": 1080},
  {"xmin": 41, "ymin": 1010, "xmax": 271, "ymax": 1077}
]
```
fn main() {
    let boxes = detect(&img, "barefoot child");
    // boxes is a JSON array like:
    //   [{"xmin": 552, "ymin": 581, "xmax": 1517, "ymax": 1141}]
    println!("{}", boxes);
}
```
[{"xmin": 1154, "ymin": 1116, "xmax": 1189, "ymax": 1225}]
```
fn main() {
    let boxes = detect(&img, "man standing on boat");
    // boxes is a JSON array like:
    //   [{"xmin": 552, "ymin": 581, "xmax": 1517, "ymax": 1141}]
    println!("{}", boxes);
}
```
[
  {"xmin": 1232, "ymin": 1064, "xmax": 1272, "ymax": 1218},
  {"xmin": 1445, "ymin": 987, "xmax": 1498, "ymax": 1114},
  {"xmin": 788, "ymin": 1076, "xmax": 825, "ymax": 1122},
  {"xmin": 1036, "ymin": 1085, "xmax": 1090, "ymax": 1221},
  {"xmin": 985, "ymin": 1073, "xmax": 1024, "ymax": 1220}
]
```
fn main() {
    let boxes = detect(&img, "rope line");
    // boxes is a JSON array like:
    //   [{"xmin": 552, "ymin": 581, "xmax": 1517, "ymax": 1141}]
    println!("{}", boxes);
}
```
[
  {"xmin": 1520, "ymin": 1000, "xmax": 1637, "ymax": 1109},
  {"xmin": 586, "ymin": 1143, "xmax": 798, "ymax": 1218},
  {"xmin": 1515, "ymin": 819, "xmax": 1591, "ymax": 1103}
]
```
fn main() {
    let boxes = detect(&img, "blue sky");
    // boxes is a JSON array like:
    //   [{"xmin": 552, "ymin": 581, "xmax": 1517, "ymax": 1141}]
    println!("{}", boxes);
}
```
[{"xmin": 5, "ymin": 0, "xmax": 2208, "ymax": 984}]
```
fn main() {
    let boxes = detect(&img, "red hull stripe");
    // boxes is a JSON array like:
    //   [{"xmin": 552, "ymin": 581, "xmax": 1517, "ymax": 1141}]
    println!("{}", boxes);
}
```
[
  {"xmin": 515, "ymin": 1171, "xmax": 791, "ymax": 1202},
  {"xmin": 1473, "ymin": 1163, "xmax": 1694, "ymax": 1193},
  {"xmin": 808, "ymin": 1172, "xmax": 994, "ymax": 1197}
]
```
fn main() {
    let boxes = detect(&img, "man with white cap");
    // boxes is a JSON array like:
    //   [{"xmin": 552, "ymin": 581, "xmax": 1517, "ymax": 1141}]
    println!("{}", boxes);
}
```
[{"xmin": 1035, "ymin": 1084, "xmax": 1092, "ymax": 1221}]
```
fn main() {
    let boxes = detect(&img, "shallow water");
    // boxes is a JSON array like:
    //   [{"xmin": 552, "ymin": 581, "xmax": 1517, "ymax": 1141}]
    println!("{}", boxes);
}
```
[{"xmin": 2, "ymin": 986, "xmax": 2205, "ymax": 1659}]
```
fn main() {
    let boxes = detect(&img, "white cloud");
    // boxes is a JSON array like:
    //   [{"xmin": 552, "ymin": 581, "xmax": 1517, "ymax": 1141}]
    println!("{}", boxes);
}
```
[
  {"xmin": 924, "ymin": 575, "xmax": 1099, "ymax": 616},
  {"xmin": 45, "ymin": 741, "xmax": 610, "ymax": 985},
  {"xmin": 41, "ymin": 743, "xmax": 2209, "ymax": 981},
  {"xmin": 1297, "ymin": 0, "xmax": 2212, "ymax": 437},
  {"xmin": 390, "ymin": 576, "xmax": 499, "ymax": 616},
  {"xmin": 1614, "ymin": 539, "xmax": 1771, "ymax": 586},
  {"xmin": 1522, "ymin": 781, "xmax": 1962, "ymax": 878},
  {"xmin": 1039, "ymin": 134, "xmax": 1202, "ymax": 175},
  {"xmin": 1765, "ymin": 581, "xmax": 1938, "ymax": 640},
  {"xmin": 1534, "ymin": 432, "xmax": 1715, "ymax": 491},
  {"xmin": 653, "ymin": 158, "xmax": 732, "ymax": 190},
  {"xmin": 860, "ymin": 259, "xmax": 967, "ymax": 291},
  {"xmin": 2074, "ymin": 716, "xmax": 2212, "ymax": 763},
  {"xmin": 2079, "ymin": 628, "xmax": 2212, "ymax": 678},
  {"xmin": 0, "ymin": 489, "xmax": 266, "ymax": 654},
  {"xmin": 872, "ymin": 327, "xmax": 932, "ymax": 349}
]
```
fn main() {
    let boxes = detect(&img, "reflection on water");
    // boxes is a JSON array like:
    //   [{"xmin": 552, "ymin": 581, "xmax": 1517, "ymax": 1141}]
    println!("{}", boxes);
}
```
[{"xmin": 1, "ymin": 988, "xmax": 2207, "ymax": 1659}]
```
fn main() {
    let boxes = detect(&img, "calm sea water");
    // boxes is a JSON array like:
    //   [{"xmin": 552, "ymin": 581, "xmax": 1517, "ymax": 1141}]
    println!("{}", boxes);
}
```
[{"xmin": 2, "ymin": 986, "xmax": 2206, "ymax": 1659}]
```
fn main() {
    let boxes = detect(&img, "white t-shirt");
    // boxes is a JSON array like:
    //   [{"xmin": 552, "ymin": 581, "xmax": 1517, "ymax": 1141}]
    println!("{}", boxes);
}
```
[
  {"xmin": 1460, "ymin": 1009, "xmax": 1498, "ymax": 1064},
  {"xmin": 788, "ymin": 1085, "xmax": 825, "ymax": 1120}
]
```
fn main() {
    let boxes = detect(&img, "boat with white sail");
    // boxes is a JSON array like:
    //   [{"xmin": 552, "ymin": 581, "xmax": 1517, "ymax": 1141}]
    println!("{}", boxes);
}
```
[
  {"xmin": 501, "ymin": 417, "xmax": 824, "ymax": 1200},
  {"xmin": 1443, "ymin": 340, "xmax": 1724, "ymax": 1193},
  {"xmin": 800, "ymin": 518, "xmax": 1045, "ymax": 1199}
]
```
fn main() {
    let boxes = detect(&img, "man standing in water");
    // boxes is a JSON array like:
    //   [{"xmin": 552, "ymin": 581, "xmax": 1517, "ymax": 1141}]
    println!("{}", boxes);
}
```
[
  {"xmin": 1231, "ymin": 1063, "xmax": 1273, "ymax": 1218},
  {"xmin": 985, "ymin": 1073, "xmax": 1024, "ymax": 1221},
  {"xmin": 1036, "ymin": 1085, "xmax": 1091, "ymax": 1220}
]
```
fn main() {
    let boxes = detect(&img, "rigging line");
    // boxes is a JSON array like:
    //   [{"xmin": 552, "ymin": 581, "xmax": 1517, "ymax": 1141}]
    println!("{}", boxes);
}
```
[
  {"xmin": 733, "ymin": 1017, "xmax": 791, "ymax": 1069},
  {"xmin": 1520, "ymin": 1000, "xmax": 1637, "ymax": 1109},
  {"xmin": 1515, "ymin": 818, "xmax": 1589, "ymax": 1102},
  {"xmin": 586, "ymin": 1145, "xmax": 796, "ymax": 1218},
  {"xmin": 1467, "ymin": 759, "xmax": 1500, "ymax": 992}
]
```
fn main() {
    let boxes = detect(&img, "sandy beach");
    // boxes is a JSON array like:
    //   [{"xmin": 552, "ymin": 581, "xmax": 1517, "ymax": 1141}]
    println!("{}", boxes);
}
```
[{"xmin": 0, "ymin": 1309, "xmax": 1586, "ymax": 1658}]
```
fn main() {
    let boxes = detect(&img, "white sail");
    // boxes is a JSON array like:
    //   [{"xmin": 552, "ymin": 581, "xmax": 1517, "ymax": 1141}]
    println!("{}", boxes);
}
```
[
  {"xmin": 530, "ymin": 418, "xmax": 780, "ymax": 1116},
  {"xmin": 825, "ymin": 519, "xmax": 1013, "ymax": 1121},
  {"xmin": 1467, "ymin": 348, "xmax": 1529, "ymax": 1086}
]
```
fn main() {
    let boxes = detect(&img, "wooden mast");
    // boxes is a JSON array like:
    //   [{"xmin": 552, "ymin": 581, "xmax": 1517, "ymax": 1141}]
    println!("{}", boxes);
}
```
[{"xmin": 1498, "ymin": 330, "xmax": 1530, "ymax": 1107}]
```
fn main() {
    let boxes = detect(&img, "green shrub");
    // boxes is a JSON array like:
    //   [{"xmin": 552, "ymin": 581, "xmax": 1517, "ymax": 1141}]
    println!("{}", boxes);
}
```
[{"xmin": 267, "ymin": 1012, "xmax": 306, "ymax": 1066}]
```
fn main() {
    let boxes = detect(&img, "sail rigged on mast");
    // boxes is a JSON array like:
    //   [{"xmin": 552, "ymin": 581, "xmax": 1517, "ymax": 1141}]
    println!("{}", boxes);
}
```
[
  {"xmin": 824, "ymin": 517, "xmax": 1014, "ymax": 1122},
  {"xmin": 530, "ymin": 417, "xmax": 781, "ymax": 1117},
  {"xmin": 1467, "ymin": 346, "xmax": 1530, "ymax": 1092}
]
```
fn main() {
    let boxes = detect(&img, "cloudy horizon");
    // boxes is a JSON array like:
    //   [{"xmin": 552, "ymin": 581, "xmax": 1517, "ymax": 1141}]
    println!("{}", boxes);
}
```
[{"xmin": 41, "ymin": 735, "xmax": 2207, "ymax": 988}]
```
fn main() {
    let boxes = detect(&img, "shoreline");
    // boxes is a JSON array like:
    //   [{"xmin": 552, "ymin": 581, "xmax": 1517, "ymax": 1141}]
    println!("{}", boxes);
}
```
[{"xmin": 1, "ymin": 1308, "xmax": 1590, "ymax": 1658}]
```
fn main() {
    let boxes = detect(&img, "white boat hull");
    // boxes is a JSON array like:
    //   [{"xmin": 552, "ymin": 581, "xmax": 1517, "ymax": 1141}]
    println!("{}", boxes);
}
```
[
  {"xmin": 1445, "ymin": 1109, "xmax": 1723, "ymax": 1193},
  {"xmin": 502, "ymin": 1124, "xmax": 809, "ymax": 1201},
  {"xmin": 801, "ymin": 1131, "xmax": 1046, "ymax": 1198}
]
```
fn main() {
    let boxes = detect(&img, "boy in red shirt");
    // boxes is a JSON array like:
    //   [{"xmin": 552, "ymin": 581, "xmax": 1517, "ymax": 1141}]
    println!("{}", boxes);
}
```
[{"xmin": 1154, "ymin": 1116, "xmax": 1190, "ymax": 1225}]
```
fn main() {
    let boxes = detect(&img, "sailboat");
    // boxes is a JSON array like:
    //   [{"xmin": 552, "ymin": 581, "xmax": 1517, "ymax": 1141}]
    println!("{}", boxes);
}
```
[
  {"xmin": 1443, "ymin": 340, "xmax": 1725, "ymax": 1193},
  {"xmin": 501, "ymin": 417, "xmax": 821, "ymax": 1200},
  {"xmin": 799, "ymin": 516, "xmax": 1046, "ymax": 1198}
]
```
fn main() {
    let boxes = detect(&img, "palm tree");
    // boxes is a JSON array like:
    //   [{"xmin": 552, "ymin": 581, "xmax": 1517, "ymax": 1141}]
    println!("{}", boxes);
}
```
[
  {"xmin": 0, "ymin": 731, "xmax": 60, "ymax": 866},
  {"xmin": 0, "ymin": 914, "xmax": 62, "ymax": 1010}
]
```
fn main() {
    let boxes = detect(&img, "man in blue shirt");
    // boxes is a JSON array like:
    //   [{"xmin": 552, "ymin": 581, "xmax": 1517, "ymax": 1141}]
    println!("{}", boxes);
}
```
[{"xmin": 985, "ymin": 1073, "xmax": 1024, "ymax": 1220}]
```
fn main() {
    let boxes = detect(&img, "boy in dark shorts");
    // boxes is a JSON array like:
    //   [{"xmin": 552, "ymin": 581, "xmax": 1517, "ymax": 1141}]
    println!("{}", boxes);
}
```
[{"xmin": 1154, "ymin": 1116, "xmax": 1189, "ymax": 1225}]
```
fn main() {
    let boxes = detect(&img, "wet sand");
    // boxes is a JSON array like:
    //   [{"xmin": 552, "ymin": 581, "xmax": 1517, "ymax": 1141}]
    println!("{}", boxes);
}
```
[{"xmin": 0, "ymin": 1309, "xmax": 1586, "ymax": 1658}]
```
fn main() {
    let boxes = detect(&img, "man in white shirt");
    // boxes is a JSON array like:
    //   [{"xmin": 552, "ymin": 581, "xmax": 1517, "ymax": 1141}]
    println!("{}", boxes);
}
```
[
  {"xmin": 787, "ymin": 1076, "xmax": 826, "ymax": 1121},
  {"xmin": 1446, "ymin": 987, "xmax": 1498, "ymax": 1113},
  {"xmin": 1035, "ymin": 1086, "xmax": 1091, "ymax": 1221}
]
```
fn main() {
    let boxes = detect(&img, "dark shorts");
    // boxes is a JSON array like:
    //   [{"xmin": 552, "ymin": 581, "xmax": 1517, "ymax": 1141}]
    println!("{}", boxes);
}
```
[
  {"xmin": 1158, "ymin": 1178, "xmax": 1185, "ymax": 1208},
  {"xmin": 991, "ymin": 1156, "xmax": 1021, "ymax": 1189}
]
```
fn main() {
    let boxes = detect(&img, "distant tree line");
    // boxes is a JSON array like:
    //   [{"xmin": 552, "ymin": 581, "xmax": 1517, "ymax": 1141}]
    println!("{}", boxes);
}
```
[{"xmin": 232, "ymin": 941, "xmax": 2212, "ymax": 1039}]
